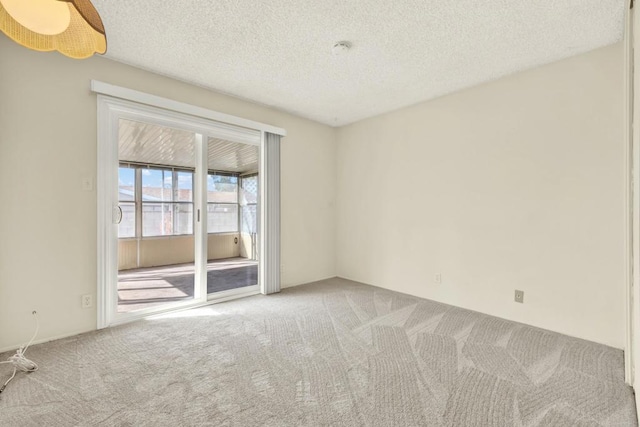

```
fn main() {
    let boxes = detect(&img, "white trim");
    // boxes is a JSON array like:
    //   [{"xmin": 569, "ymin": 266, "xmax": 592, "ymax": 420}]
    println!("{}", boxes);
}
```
[
  {"xmin": 194, "ymin": 133, "xmax": 207, "ymax": 302},
  {"xmin": 0, "ymin": 287, "xmax": 261, "ymax": 353},
  {"xmin": 259, "ymin": 131, "xmax": 266, "ymax": 294},
  {"xmin": 207, "ymin": 285, "xmax": 260, "ymax": 303},
  {"xmin": 96, "ymin": 92, "xmax": 281, "ymax": 328},
  {"xmin": 260, "ymin": 131, "xmax": 281, "ymax": 294},
  {"xmin": 624, "ymin": 1, "xmax": 633, "ymax": 384},
  {"xmin": 90, "ymin": 80, "xmax": 287, "ymax": 137},
  {"xmin": 96, "ymin": 95, "xmax": 119, "ymax": 329},
  {"xmin": 107, "ymin": 288, "xmax": 261, "ymax": 328},
  {"xmin": 110, "ymin": 299, "xmax": 206, "ymax": 327},
  {"xmin": 0, "ymin": 329, "xmax": 97, "ymax": 354},
  {"xmin": 97, "ymin": 96, "xmax": 261, "ymax": 146},
  {"xmin": 629, "ymin": 0, "xmax": 640, "ymax": 392}
]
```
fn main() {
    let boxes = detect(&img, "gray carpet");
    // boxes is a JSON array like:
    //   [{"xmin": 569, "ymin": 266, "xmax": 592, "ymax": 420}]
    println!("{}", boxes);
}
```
[{"xmin": 0, "ymin": 278, "xmax": 636, "ymax": 426}]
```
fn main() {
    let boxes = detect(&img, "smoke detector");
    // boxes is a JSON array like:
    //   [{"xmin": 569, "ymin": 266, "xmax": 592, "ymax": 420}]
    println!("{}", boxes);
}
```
[{"xmin": 332, "ymin": 41, "xmax": 352, "ymax": 55}]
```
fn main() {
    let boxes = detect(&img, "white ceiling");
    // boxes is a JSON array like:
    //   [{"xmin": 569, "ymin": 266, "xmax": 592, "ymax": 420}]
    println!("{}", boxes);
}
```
[
  {"xmin": 119, "ymin": 119, "xmax": 258, "ymax": 173},
  {"xmin": 207, "ymin": 138, "xmax": 259, "ymax": 174},
  {"xmin": 94, "ymin": 1, "xmax": 625, "ymax": 127},
  {"xmin": 119, "ymin": 119, "xmax": 195, "ymax": 168}
]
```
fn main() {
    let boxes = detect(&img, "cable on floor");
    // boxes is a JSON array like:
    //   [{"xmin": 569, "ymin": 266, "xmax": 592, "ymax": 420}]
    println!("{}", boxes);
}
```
[{"xmin": 0, "ymin": 311, "xmax": 39, "ymax": 396}]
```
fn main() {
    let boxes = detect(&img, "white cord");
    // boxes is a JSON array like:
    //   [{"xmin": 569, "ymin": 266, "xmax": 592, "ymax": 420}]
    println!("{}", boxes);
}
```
[{"xmin": 0, "ymin": 311, "xmax": 39, "ymax": 395}]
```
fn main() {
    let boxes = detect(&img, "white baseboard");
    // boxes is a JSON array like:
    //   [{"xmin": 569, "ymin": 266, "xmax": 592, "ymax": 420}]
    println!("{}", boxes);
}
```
[
  {"xmin": 281, "ymin": 275, "xmax": 338, "ymax": 289},
  {"xmin": 1, "ymin": 277, "xmax": 336, "ymax": 355},
  {"xmin": 635, "ymin": 389, "xmax": 640, "ymax": 425},
  {"xmin": 0, "ymin": 328, "xmax": 94, "ymax": 355}
]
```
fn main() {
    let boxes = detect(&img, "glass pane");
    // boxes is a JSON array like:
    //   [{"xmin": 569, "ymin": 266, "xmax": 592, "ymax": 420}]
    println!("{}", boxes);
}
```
[
  {"xmin": 240, "ymin": 175, "xmax": 258, "ymax": 235},
  {"xmin": 176, "ymin": 171, "xmax": 193, "ymax": 202},
  {"xmin": 118, "ymin": 202, "xmax": 135, "ymax": 238},
  {"xmin": 206, "ymin": 138, "xmax": 258, "ymax": 296},
  {"xmin": 207, "ymin": 174, "xmax": 238, "ymax": 203},
  {"xmin": 241, "ymin": 204, "xmax": 257, "ymax": 234},
  {"xmin": 240, "ymin": 175, "xmax": 258, "ymax": 204},
  {"xmin": 142, "ymin": 169, "xmax": 172, "ymax": 202},
  {"xmin": 207, "ymin": 203, "xmax": 238, "ymax": 233},
  {"xmin": 142, "ymin": 203, "xmax": 173, "ymax": 237},
  {"xmin": 175, "ymin": 203, "xmax": 193, "ymax": 235},
  {"xmin": 119, "ymin": 167, "xmax": 135, "ymax": 201},
  {"xmin": 118, "ymin": 118, "xmax": 196, "ymax": 314}
]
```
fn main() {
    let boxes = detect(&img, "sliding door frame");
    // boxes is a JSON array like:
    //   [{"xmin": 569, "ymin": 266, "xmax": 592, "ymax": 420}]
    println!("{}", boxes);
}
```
[
  {"xmin": 624, "ymin": 0, "xmax": 637, "ymax": 389},
  {"xmin": 94, "ymin": 82, "xmax": 285, "ymax": 329}
]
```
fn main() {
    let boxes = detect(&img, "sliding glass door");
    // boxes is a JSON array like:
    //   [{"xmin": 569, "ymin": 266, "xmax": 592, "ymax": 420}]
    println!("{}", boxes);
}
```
[
  {"xmin": 116, "ymin": 119, "xmax": 198, "ymax": 314},
  {"xmin": 205, "ymin": 138, "xmax": 260, "ymax": 297},
  {"xmin": 97, "ymin": 94, "xmax": 268, "ymax": 327}
]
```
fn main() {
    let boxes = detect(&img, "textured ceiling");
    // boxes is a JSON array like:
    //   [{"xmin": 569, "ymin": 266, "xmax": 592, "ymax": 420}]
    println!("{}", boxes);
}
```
[
  {"xmin": 94, "ymin": 1, "xmax": 625, "ymax": 126},
  {"xmin": 119, "ymin": 119, "xmax": 258, "ymax": 173},
  {"xmin": 207, "ymin": 138, "xmax": 259, "ymax": 174},
  {"xmin": 118, "ymin": 119, "xmax": 195, "ymax": 168}
]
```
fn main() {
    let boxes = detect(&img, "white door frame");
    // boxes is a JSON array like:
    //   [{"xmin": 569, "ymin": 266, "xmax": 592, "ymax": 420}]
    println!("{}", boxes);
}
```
[
  {"xmin": 625, "ymin": 0, "xmax": 639, "ymax": 390},
  {"xmin": 94, "ymin": 82, "xmax": 285, "ymax": 329}
]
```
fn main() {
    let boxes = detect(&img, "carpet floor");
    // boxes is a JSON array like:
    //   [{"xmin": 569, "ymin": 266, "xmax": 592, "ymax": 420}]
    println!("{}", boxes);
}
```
[{"xmin": 0, "ymin": 278, "xmax": 636, "ymax": 426}]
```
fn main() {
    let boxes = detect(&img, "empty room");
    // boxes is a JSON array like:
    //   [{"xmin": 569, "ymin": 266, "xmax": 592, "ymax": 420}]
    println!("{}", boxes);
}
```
[{"xmin": 1, "ymin": 1, "xmax": 639, "ymax": 426}]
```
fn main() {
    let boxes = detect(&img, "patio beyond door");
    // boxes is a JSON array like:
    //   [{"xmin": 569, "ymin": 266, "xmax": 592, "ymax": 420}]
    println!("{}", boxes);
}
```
[
  {"xmin": 204, "ymin": 138, "xmax": 260, "ymax": 298},
  {"xmin": 116, "ymin": 119, "xmax": 199, "ymax": 314}
]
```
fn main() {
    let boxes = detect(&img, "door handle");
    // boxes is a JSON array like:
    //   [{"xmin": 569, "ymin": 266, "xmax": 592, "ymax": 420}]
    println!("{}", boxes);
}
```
[{"xmin": 115, "ymin": 205, "xmax": 123, "ymax": 224}]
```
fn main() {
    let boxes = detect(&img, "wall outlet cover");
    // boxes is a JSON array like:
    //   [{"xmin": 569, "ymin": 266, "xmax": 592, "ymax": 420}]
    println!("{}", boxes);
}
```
[
  {"xmin": 81, "ymin": 294, "xmax": 93, "ymax": 309},
  {"xmin": 514, "ymin": 290, "xmax": 524, "ymax": 304}
]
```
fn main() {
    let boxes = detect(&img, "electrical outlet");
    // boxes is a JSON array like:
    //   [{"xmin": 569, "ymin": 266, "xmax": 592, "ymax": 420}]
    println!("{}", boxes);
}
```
[
  {"xmin": 81, "ymin": 294, "xmax": 93, "ymax": 309},
  {"xmin": 435, "ymin": 274, "xmax": 442, "ymax": 284},
  {"xmin": 514, "ymin": 290, "xmax": 524, "ymax": 304}
]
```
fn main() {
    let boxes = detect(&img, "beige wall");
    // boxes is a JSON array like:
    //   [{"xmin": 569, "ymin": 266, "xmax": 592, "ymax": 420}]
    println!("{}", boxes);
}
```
[
  {"xmin": 239, "ymin": 232, "xmax": 257, "ymax": 260},
  {"xmin": 207, "ymin": 234, "xmax": 241, "ymax": 261},
  {"xmin": 139, "ymin": 237, "xmax": 194, "ymax": 268},
  {"xmin": 117, "ymin": 233, "xmax": 241, "ymax": 270},
  {"xmin": 0, "ymin": 36, "xmax": 337, "ymax": 351},
  {"xmin": 0, "ymin": 35, "xmax": 626, "ymax": 352},
  {"xmin": 118, "ymin": 240, "xmax": 138, "ymax": 270},
  {"xmin": 336, "ymin": 43, "xmax": 625, "ymax": 348}
]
